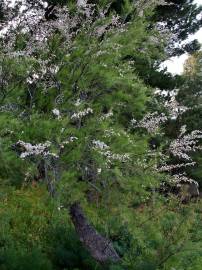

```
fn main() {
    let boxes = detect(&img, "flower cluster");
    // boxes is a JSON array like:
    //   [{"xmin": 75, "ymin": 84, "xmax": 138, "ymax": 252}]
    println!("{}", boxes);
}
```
[
  {"xmin": 60, "ymin": 137, "xmax": 78, "ymax": 149},
  {"xmin": 171, "ymin": 173, "xmax": 199, "ymax": 188},
  {"xmin": 0, "ymin": 103, "xmax": 20, "ymax": 112},
  {"xmin": 15, "ymin": 140, "xmax": 59, "ymax": 159},
  {"xmin": 1, "ymin": 1, "xmax": 125, "ymax": 56},
  {"xmin": 52, "ymin": 108, "xmax": 61, "ymax": 119},
  {"xmin": 164, "ymin": 95, "xmax": 188, "ymax": 120},
  {"xmin": 102, "ymin": 151, "xmax": 130, "ymax": 163},
  {"xmin": 92, "ymin": 140, "xmax": 109, "ymax": 150},
  {"xmin": 71, "ymin": 108, "xmax": 93, "ymax": 120},
  {"xmin": 74, "ymin": 99, "xmax": 82, "ymax": 107},
  {"xmin": 104, "ymin": 129, "xmax": 120, "ymax": 138},
  {"xmin": 92, "ymin": 139, "xmax": 130, "ymax": 165},
  {"xmin": 100, "ymin": 111, "xmax": 113, "ymax": 121},
  {"xmin": 26, "ymin": 62, "xmax": 61, "ymax": 92},
  {"xmin": 95, "ymin": 15, "xmax": 123, "ymax": 38},
  {"xmin": 131, "ymin": 112, "xmax": 167, "ymax": 133},
  {"xmin": 169, "ymin": 130, "xmax": 202, "ymax": 161},
  {"xmin": 158, "ymin": 162, "xmax": 196, "ymax": 172},
  {"xmin": 155, "ymin": 89, "xmax": 188, "ymax": 119}
]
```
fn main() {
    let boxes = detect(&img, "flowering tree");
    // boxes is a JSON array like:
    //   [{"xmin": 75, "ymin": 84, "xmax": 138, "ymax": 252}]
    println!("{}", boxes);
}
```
[{"xmin": 0, "ymin": 0, "xmax": 202, "ymax": 268}]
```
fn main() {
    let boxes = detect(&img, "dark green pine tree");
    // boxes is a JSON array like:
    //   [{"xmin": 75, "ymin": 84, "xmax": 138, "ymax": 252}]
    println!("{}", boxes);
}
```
[
  {"xmin": 153, "ymin": 0, "xmax": 202, "ymax": 56},
  {"xmin": 176, "ymin": 52, "xmax": 202, "ymax": 186},
  {"xmin": 0, "ymin": 1, "xmax": 202, "ymax": 270}
]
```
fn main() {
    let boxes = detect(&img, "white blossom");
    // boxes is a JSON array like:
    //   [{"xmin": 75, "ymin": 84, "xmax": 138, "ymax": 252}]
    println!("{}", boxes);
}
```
[
  {"xmin": 158, "ymin": 162, "xmax": 196, "ymax": 172},
  {"xmin": 131, "ymin": 112, "xmax": 167, "ymax": 133},
  {"xmin": 16, "ymin": 140, "xmax": 58, "ymax": 159},
  {"xmin": 171, "ymin": 174, "xmax": 199, "ymax": 188},
  {"xmin": 155, "ymin": 89, "xmax": 188, "ymax": 119},
  {"xmin": 92, "ymin": 140, "xmax": 109, "ymax": 150},
  {"xmin": 104, "ymin": 129, "xmax": 120, "ymax": 138},
  {"xmin": 165, "ymin": 95, "xmax": 188, "ymax": 119},
  {"xmin": 100, "ymin": 110, "xmax": 113, "ymax": 121},
  {"xmin": 179, "ymin": 125, "xmax": 187, "ymax": 137},
  {"xmin": 71, "ymin": 108, "xmax": 93, "ymax": 120},
  {"xmin": 75, "ymin": 99, "xmax": 82, "ymax": 107},
  {"xmin": 170, "ymin": 130, "xmax": 202, "ymax": 161},
  {"xmin": 92, "ymin": 139, "xmax": 130, "ymax": 165},
  {"xmin": 0, "ymin": 103, "xmax": 19, "ymax": 112},
  {"xmin": 52, "ymin": 108, "xmax": 61, "ymax": 119},
  {"xmin": 102, "ymin": 151, "xmax": 130, "ymax": 163},
  {"xmin": 97, "ymin": 168, "xmax": 102, "ymax": 174},
  {"xmin": 57, "ymin": 205, "xmax": 64, "ymax": 211},
  {"xmin": 60, "ymin": 137, "xmax": 78, "ymax": 149},
  {"xmin": 77, "ymin": 0, "xmax": 87, "ymax": 8}
]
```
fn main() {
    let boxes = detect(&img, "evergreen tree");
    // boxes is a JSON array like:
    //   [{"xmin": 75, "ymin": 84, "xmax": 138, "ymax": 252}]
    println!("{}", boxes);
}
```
[
  {"xmin": 175, "ymin": 51, "xmax": 202, "ymax": 186},
  {"xmin": 0, "ymin": 1, "xmax": 202, "ymax": 269},
  {"xmin": 153, "ymin": 0, "xmax": 202, "ymax": 56}
]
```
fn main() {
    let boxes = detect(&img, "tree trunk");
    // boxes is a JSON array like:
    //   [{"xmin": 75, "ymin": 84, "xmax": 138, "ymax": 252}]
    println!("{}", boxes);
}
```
[{"xmin": 69, "ymin": 203, "xmax": 120, "ymax": 264}]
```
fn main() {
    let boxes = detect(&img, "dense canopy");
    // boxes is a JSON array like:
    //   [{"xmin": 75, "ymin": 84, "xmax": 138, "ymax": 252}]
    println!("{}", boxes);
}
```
[{"xmin": 0, "ymin": 1, "xmax": 202, "ymax": 269}]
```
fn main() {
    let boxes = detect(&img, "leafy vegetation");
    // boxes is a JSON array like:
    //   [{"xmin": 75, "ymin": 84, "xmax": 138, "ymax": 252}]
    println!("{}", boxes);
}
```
[{"xmin": 0, "ymin": 0, "xmax": 201, "ymax": 269}]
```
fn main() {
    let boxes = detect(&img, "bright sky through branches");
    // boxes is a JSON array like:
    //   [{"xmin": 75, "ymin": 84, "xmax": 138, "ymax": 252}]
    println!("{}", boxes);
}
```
[{"xmin": 163, "ymin": 0, "xmax": 202, "ymax": 74}]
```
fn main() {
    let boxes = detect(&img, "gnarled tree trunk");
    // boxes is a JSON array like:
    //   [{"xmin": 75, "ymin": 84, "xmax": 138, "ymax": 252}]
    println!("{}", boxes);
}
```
[{"xmin": 70, "ymin": 203, "xmax": 120, "ymax": 264}]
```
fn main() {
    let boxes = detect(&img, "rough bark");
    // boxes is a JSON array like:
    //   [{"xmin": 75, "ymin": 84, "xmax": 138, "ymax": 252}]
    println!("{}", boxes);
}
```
[{"xmin": 70, "ymin": 203, "xmax": 120, "ymax": 264}]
